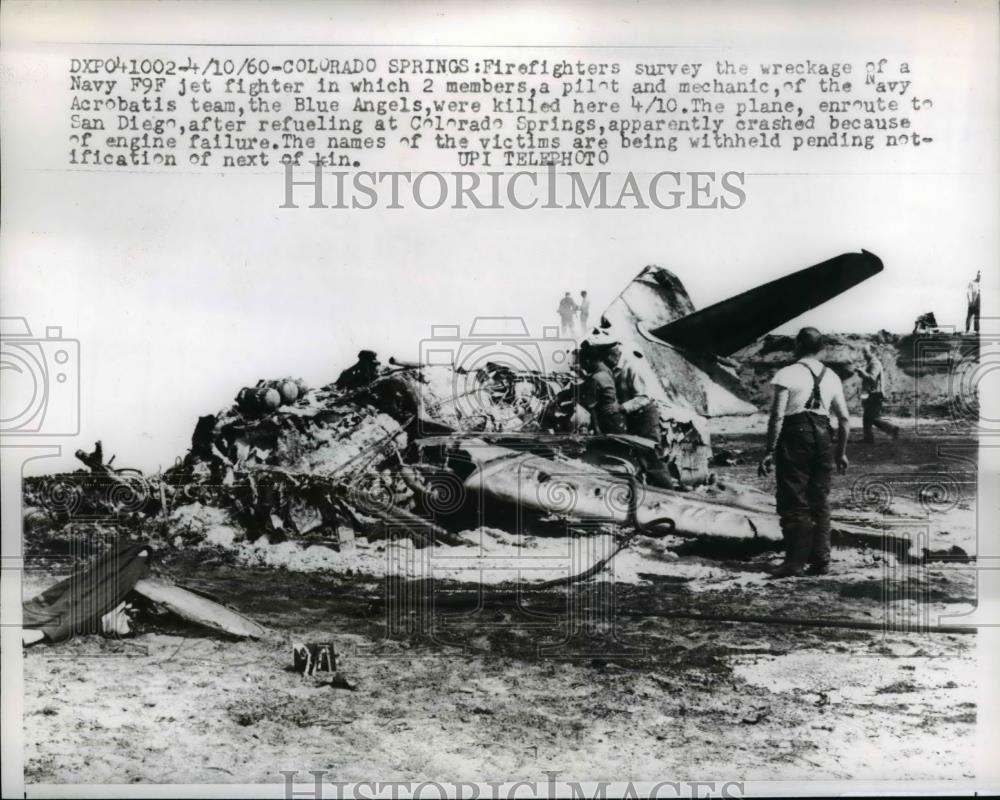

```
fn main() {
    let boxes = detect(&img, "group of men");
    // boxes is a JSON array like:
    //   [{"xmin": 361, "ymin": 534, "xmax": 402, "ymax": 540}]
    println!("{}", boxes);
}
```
[
  {"xmin": 757, "ymin": 329, "xmax": 902, "ymax": 577},
  {"xmin": 557, "ymin": 290, "xmax": 591, "ymax": 338},
  {"xmin": 577, "ymin": 332, "xmax": 659, "ymax": 440},
  {"xmin": 576, "ymin": 325, "xmax": 900, "ymax": 579}
]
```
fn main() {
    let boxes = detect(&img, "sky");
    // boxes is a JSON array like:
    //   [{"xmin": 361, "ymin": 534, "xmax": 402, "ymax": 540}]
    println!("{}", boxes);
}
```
[{"xmin": 1, "ymin": 0, "xmax": 997, "ymax": 473}]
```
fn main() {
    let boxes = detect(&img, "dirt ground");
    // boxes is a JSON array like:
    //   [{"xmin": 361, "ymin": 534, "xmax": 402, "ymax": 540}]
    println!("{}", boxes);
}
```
[{"xmin": 21, "ymin": 419, "xmax": 980, "ymax": 785}]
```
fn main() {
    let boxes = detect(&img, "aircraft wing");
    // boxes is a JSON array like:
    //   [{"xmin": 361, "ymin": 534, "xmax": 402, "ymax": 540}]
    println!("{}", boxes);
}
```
[{"xmin": 651, "ymin": 250, "xmax": 883, "ymax": 356}]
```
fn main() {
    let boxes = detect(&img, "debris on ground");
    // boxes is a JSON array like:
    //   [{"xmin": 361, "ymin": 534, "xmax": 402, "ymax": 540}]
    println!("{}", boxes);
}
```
[
  {"xmin": 709, "ymin": 448, "xmax": 743, "ymax": 466},
  {"xmin": 22, "ymin": 541, "xmax": 267, "ymax": 645}
]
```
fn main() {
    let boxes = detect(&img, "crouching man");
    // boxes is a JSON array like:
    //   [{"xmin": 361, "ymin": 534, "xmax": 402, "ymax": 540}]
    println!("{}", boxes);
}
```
[{"xmin": 758, "ymin": 328, "xmax": 850, "ymax": 577}]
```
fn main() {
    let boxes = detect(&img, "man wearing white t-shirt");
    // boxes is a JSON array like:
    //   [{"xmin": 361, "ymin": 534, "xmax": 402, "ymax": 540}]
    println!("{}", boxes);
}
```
[
  {"xmin": 758, "ymin": 328, "xmax": 851, "ymax": 578},
  {"xmin": 966, "ymin": 270, "xmax": 980, "ymax": 334},
  {"xmin": 579, "ymin": 290, "xmax": 591, "ymax": 333}
]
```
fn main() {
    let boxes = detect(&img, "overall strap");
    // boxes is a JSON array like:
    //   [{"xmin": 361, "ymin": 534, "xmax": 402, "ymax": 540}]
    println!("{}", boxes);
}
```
[{"xmin": 800, "ymin": 362, "xmax": 827, "ymax": 411}]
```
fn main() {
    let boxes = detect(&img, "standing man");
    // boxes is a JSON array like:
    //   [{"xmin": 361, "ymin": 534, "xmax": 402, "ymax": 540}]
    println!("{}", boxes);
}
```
[
  {"xmin": 855, "ymin": 345, "xmax": 899, "ymax": 442},
  {"xmin": 558, "ymin": 292, "xmax": 578, "ymax": 338},
  {"xmin": 966, "ymin": 270, "xmax": 981, "ymax": 334},
  {"xmin": 758, "ymin": 328, "xmax": 850, "ymax": 578},
  {"xmin": 578, "ymin": 290, "xmax": 591, "ymax": 334}
]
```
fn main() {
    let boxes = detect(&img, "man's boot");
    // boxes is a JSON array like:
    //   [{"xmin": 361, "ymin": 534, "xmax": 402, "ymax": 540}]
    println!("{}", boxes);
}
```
[
  {"xmin": 771, "ymin": 517, "xmax": 810, "ymax": 578},
  {"xmin": 807, "ymin": 511, "xmax": 831, "ymax": 575},
  {"xmin": 771, "ymin": 561, "xmax": 805, "ymax": 578}
]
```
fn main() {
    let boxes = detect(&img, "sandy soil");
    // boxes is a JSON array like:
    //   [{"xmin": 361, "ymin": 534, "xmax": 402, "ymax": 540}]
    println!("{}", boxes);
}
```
[{"xmin": 21, "ymin": 424, "xmax": 980, "ymax": 785}]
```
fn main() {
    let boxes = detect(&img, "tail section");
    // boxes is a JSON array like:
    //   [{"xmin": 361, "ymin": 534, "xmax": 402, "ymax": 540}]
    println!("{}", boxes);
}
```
[{"xmin": 652, "ymin": 250, "xmax": 884, "ymax": 356}]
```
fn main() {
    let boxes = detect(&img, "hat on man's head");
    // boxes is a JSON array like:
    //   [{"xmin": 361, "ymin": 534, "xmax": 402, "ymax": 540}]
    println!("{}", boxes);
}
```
[
  {"xmin": 358, "ymin": 350, "xmax": 378, "ymax": 361},
  {"xmin": 581, "ymin": 329, "xmax": 620, "ymax": 351}
]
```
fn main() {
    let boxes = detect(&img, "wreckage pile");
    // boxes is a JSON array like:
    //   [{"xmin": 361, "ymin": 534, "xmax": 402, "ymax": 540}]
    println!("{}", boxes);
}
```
[
  {"xmin": 23, "ymin": 361, "xmax": 588, "ymax": 555},
  {"xmin": 24, "ymin": 346, "xmax": 783, "ymax": 567}
]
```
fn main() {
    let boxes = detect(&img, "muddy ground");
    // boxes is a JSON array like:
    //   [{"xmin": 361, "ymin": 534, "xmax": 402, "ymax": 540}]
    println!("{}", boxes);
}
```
[{"xmin": 21, "ymin": 419, "xmax": 979, "ymax": 785}]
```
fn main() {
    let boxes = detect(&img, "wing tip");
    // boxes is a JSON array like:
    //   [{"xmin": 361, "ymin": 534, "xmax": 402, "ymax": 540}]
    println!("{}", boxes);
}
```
[{"xmin": 859, "ymin": 248, "xmax": 884, "ymax": 274}]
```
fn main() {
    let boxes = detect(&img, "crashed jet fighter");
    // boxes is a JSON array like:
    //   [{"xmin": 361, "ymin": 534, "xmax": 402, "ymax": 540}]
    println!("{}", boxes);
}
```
[{"xmin": 174, "ymin": 250, "xmax": 882, "ymax": 550}]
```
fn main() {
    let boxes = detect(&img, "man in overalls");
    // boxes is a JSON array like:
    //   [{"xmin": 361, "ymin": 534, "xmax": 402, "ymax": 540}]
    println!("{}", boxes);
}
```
[{"xmin": 759, "ymin": 328, "xmax": 850, "ymax": 577}]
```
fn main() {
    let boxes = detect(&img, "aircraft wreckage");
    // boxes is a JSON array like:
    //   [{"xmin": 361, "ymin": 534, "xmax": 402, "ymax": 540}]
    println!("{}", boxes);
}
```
[{"xmin": 26, "ymin": 250, "xmax": 903, "ymax": 563}]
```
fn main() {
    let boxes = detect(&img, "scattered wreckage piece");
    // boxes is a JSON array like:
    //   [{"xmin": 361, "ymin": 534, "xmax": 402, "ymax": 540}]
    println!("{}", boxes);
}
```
[
  {"xmin": 236, "ymin": 378, "xmax": 308, "ymax": 415},
  {"xmin": 132, "ymin": 578, "xmax": 267, "ymax": 640},
  {"xmin": 365, "ymin": 363, "xmax": 573, "ymax": 435},
  {"xmin": 22, "ymin": 629, "xmax": 45, "ymax": 646},
  {"xmin": 193, "ymin": 386, "xmax": 406, "ymax": 480},
  {"xmin": 23, "ymin": 468, "xmax": 161, "ymax": 526},
  {"xmin": 709, "ymin": 448, "xmax": 743, "ymax": 466},
  {"xmin": 22, "ymin": 540, "xmax": 267, "ymax": 646},
  {"xmin": 22, "ymin": 540, "xmax": 150, "ymax": 644},
  {"xmin": 456, "ymin": 440, "xmax": 778, "ymax": 541},
  {"xmin": 293, "ymin": 641, "xmax": 337, "ymax": 676},
  {"xmin": 913, "ymin": 311, "xmax": 943, "ymax": 335}
]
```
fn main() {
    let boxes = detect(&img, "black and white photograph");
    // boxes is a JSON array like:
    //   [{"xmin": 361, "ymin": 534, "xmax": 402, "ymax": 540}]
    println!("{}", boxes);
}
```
[{"xmin": 1, "ymin": 2, "xmax": 997, "ymax": 797}]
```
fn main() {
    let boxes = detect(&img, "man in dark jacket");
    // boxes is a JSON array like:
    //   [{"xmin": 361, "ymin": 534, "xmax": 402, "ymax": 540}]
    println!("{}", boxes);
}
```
[
  {"xmin": 336, "ymin": 350, "xmax": 381, "ymax": 389},
  {"xmin": 578, "ymin": 339, "xmax": 626, "ymax": 434},
  {"xmin": 558, "ymin": 292, "xmax": 579, "ymax": 338}
]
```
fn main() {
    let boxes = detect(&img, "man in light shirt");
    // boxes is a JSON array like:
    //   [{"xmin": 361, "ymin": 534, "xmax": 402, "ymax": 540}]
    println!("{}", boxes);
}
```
[
  {"xmin": 966, "ymin": 270, "xmax": 980, "ymax": 334},
  {"xmin": 855, "ymin": 344, "xmax": 899, "ymax": 442},
  {"xmin": 579, "ymin": 290, "xmax": 591, "ymax": 333},
  {"xmin": 759, "ymin": 327, "xmax": 850, "ymax": 578}
]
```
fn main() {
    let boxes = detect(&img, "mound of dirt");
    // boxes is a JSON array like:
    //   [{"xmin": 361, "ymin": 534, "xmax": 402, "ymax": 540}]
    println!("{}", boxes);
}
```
[{"xmin": 730, "ymin": 332, "xmax": 979, "ymax": 417}]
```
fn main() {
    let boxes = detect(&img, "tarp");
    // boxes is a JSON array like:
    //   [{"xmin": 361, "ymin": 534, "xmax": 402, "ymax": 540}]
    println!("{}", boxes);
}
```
[{"xmin": 22, "ymin": 540, "xmax": 150, "ymax": 642}]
